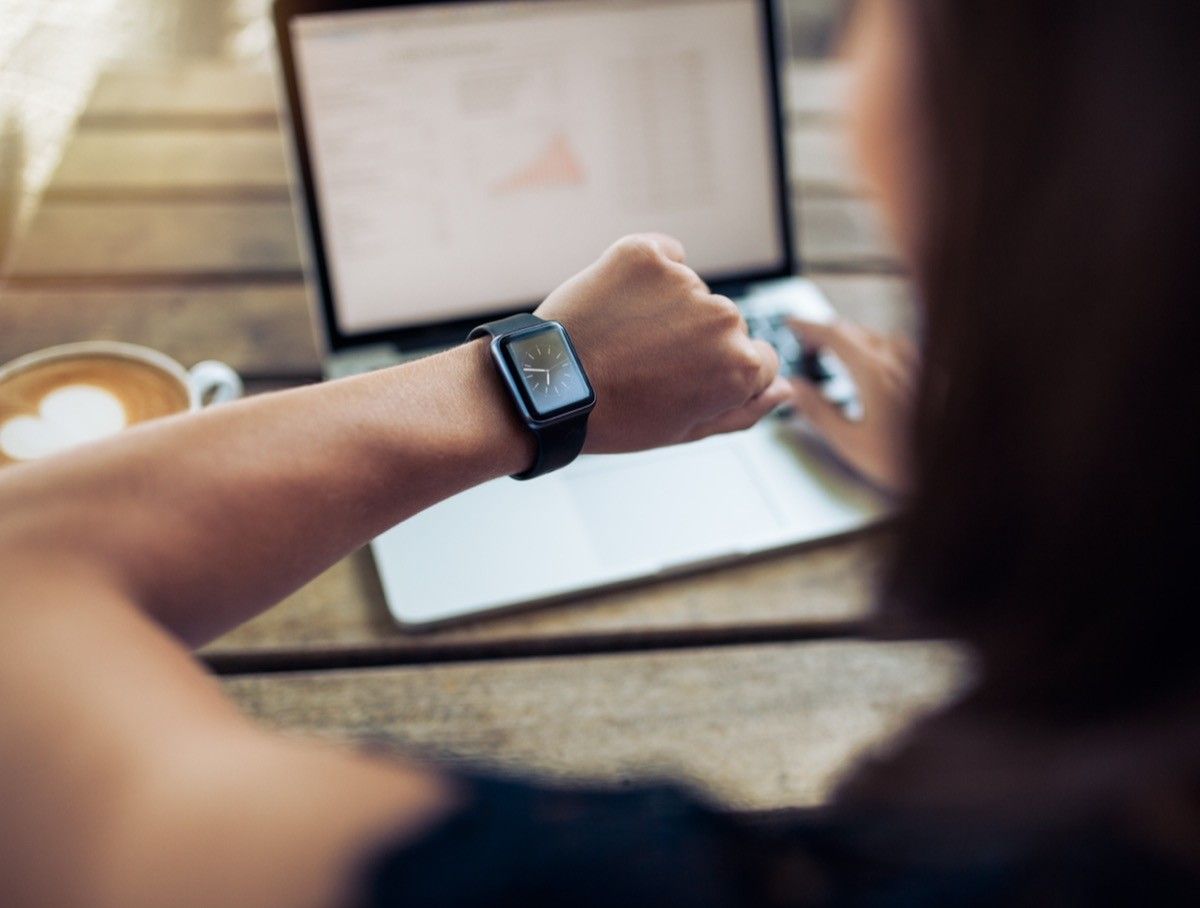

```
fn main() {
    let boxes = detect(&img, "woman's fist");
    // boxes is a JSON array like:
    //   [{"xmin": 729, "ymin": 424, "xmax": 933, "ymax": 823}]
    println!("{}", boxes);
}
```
[{"xmin": 536, "ymin": 234, "xmax": 791, "ymax": 454}]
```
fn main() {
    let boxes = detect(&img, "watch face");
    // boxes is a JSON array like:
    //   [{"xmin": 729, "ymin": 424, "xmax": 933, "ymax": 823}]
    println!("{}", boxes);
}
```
[{"xmin": 503, "ymin": 325, "xmax": 594, "ymax": 419}]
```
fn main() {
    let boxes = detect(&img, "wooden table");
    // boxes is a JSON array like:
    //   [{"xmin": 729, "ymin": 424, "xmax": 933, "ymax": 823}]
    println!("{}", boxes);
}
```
[{"xmin": 0, "ymin": 61, "xmax": 964, "ymax": 812}]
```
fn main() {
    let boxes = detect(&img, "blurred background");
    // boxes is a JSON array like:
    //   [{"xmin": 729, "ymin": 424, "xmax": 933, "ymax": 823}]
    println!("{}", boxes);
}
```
[{"xmin": 0, "ymin": 0, "xmax": 845, "ymax": 267}]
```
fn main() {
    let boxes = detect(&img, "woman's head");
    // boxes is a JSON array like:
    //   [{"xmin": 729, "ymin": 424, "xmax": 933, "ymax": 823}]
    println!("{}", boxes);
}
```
[{"xmin": 846, "ymin": 1, "xmax": 1200, "ymax": 718}]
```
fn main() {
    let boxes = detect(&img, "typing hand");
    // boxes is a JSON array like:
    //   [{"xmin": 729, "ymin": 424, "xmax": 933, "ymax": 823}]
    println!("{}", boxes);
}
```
[
  {"xmin": 536, "ymin": 234, "xmax": 792, "ymax": 454},
  {"xmin": 788, "ymin": 318, "xmax": 917, "ymax": 495}
]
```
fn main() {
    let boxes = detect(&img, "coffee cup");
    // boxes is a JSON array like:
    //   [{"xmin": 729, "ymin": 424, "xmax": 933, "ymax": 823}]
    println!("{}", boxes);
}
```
[{"xmin": 0, "ymin": 341, "xmax": 242, "ymax": 468}]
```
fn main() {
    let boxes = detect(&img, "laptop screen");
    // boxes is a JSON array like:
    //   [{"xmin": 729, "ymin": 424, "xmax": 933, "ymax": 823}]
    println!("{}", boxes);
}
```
[{"xmin": 288, "ymin": 0, "xmax": 788, "ymax": 338}]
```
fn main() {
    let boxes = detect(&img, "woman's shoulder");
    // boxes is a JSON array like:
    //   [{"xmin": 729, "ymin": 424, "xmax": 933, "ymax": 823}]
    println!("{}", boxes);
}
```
[
  {"xmin": 360, "ymin": 771, "xmax": 1200, "ymax": 907},
  {"xmin": 363, "ymin": 775, "xmax": 747, "ymax": 907}
]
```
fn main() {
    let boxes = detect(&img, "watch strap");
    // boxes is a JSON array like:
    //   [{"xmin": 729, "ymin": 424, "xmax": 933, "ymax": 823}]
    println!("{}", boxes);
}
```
[
  {"xmin": 467, "ymin": 312, "xmax": 545, "ymax": 342},
  {"xmin": 468, "ymin": 313, "xmax": 590, "ymax": 481},
  {"xmin": 515, "ymin": 415, "xmax": 588, "ymax": 480}
]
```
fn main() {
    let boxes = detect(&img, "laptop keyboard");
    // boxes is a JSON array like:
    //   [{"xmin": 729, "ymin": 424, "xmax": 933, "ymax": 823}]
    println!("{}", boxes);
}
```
[{"xmin": 741, "ymin": 296, "xmax": 862, "ymax": 420}]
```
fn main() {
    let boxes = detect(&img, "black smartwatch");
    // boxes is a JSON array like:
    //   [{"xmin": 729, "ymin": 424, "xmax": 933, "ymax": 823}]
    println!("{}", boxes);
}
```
[{"xmin": 469, "ymin": 313, "xmax": 596, "ymax": 480}]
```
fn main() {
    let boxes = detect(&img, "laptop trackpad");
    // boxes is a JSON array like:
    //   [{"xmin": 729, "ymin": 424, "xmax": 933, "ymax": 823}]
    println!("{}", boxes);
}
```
[{"xmin": 568, "ymin": 443, "xmax": 782, "ymax": 571}]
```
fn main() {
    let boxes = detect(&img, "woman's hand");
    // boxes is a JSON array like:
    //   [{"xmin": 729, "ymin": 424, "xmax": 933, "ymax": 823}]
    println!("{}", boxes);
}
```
[
  {"xmin": 536, "ymin": 234, "xmax": 792, "ymax": 454},
  {"xmin": 789, "ymin": 318, "xmax": 917, "ymax": 495}
]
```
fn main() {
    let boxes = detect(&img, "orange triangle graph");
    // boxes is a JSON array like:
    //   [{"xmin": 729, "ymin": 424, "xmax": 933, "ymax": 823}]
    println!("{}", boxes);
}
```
[{"xmin": 491, "ymin": 133, "xmax": 586, "ymax": 195}]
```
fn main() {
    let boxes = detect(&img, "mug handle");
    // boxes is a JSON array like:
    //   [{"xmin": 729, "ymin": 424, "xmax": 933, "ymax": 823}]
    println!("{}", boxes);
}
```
[{"xmin": 188, "ymin": 361, "xmax": 243, "ymax": 408}]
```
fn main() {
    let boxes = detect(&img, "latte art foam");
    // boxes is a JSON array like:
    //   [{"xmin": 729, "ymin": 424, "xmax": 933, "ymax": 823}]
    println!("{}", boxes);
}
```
[{"xmin": 0, "ymin": 355, "xmax": 190, "ymax": 466}]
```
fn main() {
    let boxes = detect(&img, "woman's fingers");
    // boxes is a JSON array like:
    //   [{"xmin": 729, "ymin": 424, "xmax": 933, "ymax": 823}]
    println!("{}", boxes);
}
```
[
  {"xmin": 791, "ymin": 379, "xmax": 858, "ymax": 450},
  {"xmin": 788, "ymin": 318, "xmax": 877, "ymax": 379},
  {"xmin": 785, "ymin": 317, "xmax": 916, "ymax": 495}
]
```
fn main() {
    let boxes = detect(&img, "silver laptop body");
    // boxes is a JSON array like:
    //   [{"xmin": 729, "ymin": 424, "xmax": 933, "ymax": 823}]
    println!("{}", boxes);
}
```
[{"xmin": 273, "ymin": 0, "xmax": 887, "ymax": 625}]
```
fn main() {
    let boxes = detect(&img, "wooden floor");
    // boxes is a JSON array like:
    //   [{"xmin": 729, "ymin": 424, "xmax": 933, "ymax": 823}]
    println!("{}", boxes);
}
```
[{"xmin": 0, "ymin": 61, "xmax": 964, "ymax": 809}]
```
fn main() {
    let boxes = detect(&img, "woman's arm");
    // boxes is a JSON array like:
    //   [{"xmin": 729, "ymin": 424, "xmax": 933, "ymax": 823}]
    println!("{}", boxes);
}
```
[
  {"xmin": 0, "ymin": 235, "xmax": 791, "ymax": 908},
  {"xmin": 0, "ymin": 340, "xmax": 534, "ymax": 641},
  {"xmin": 0, "ymin": 234, "xmax": 787, "ymax": 645}
]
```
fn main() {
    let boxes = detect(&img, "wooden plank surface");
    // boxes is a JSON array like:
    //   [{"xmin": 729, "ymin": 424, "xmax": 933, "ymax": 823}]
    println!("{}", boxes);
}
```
[
  {"xmin": 47, "ymin": 129, "xmax": 290, "ymax": 199},
  {"xmin": 206, "ymin": 535, "xmax": 884, "ymax": 668},
  {"xmin": 800, "ymin": 196, "xmax": 895, "ymax": 273},
  {"xmin": 222, "ymin": 640, "xmax": 967, "ymax": 810},
  {"xmin": 5, "ymin": 199, "xmax": 303, "ymax": 280},
  {"xmin": 789, "ymin": 124, "xmax": 863, "ymax": 196},
  {"xmin": 786, "ymin": 62, "xmax": 850, "ymax": 122},
  {"xmin": 0, "ymin": 284, "xmax": 319, "ymax": 377},
  {"xmin": 80, "ymin": 63, "xmax": 279, "ymax": 127},
  {"xmin": 5, "ymin": 195, "xmax": 894, "ymax": 281}
]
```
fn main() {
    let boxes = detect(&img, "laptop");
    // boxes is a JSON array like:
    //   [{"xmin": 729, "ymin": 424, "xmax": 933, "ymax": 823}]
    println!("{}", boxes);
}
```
[{"xmin": 272, "ymin": 0, "xmax": 887, "ymax": 626}]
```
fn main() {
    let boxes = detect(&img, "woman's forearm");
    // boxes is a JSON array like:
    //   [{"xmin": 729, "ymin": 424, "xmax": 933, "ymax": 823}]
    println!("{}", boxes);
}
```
[
  {"xmin": 0, "ymin": 234, "xmax": 794, "ymax": 647},
  {"xmin": 0, "ymin": 339, "xmax": 531, "ymax": 644}
]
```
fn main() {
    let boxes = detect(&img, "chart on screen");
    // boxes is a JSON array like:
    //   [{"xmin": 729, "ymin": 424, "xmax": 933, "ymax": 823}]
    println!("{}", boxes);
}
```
[
  {"xmin": 491, "ymin": 133, "xmax": 587, "ymax": 196},
  {"xmin": 293, "ymin": 0, "xmax": 783, "ymax": 332}
]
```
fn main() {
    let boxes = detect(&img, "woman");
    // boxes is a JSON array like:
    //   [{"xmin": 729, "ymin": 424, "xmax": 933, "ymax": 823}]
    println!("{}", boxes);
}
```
[{"xmin": 3, "ymin": 1, "xmax": 1198, "ymax": 905}]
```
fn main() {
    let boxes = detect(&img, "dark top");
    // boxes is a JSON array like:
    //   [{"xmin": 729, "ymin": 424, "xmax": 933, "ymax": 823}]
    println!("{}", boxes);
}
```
[{"xmin": 362, "ymin": 774, "xmax": 1199, "ymax": 907}]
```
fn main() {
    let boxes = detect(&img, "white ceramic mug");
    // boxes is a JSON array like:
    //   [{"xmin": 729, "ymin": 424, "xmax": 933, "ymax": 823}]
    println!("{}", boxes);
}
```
[{"xmin": 0, "ymin": 341, "xmax": 243, "ymax": 465}]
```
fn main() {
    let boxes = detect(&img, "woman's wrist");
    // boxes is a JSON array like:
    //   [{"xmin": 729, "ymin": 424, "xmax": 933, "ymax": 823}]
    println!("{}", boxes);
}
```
[{"xmin": 442, "ymin": 339, "xmax": 537, "ymax": 481}]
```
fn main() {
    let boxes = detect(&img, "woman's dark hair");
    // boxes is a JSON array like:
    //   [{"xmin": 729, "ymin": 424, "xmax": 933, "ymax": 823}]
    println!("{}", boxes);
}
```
[{"xmin": 884, "ymin": 2, "xmax": 1200, "ymax": 720}]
